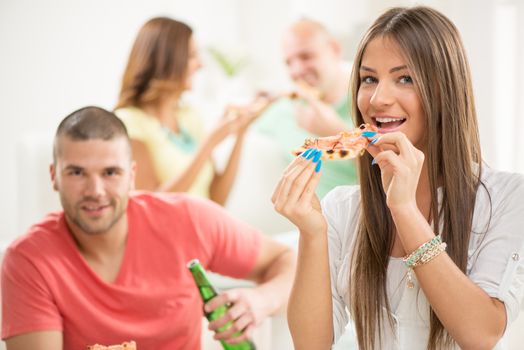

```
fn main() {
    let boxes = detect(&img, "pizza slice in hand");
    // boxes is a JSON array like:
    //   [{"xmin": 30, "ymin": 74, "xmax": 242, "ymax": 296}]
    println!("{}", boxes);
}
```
[{"xmin": 292, "ymin": 123, "xmax": 378, "ymax": 160}]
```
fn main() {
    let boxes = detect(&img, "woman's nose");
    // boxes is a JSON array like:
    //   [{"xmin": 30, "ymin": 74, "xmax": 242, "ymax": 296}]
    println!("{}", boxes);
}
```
[{"xmin": 370, "ymin": 82, "xmax": 394, "ymax": 108}]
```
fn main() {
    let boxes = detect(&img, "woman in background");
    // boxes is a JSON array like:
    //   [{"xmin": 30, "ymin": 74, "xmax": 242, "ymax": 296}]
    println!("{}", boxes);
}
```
[
  {"xmin": 116, "ymin": 17, "xmax": 254, "ymax": 205},
  {"xmin": 273, "ymin": 6, "xmax": 524, "ymax": 350}
]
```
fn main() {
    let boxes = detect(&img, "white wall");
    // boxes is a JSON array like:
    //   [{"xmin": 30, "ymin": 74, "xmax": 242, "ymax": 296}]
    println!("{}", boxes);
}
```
[
  {"xmin": 0, "ymin": 0, "xmax": 280, "ymax": 242},
  {"xmin": 1, "ymin": 0, "xmax": 523, "ymax": 245}
]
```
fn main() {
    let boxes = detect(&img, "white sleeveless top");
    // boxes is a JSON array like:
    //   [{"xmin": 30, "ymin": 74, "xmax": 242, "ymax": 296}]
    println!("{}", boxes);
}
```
[{"xmin": 323, "ymin": 167, "xmax": 524, "ymax": 349}]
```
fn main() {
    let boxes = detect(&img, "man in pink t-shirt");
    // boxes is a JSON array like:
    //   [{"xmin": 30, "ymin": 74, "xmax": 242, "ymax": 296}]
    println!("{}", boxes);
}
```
[{"xmin": 1, "ymin": 106, "xmax": 296, "ymax": 350}]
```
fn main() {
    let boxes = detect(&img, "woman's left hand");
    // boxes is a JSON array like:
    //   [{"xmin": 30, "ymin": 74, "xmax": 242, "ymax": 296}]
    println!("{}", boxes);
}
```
[{"xmin": 366, "ymin": 132, "xmax": 424, "ymax": 211}]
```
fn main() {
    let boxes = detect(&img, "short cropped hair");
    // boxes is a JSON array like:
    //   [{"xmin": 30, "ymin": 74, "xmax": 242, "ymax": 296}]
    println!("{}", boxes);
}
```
[{"xmin": 53, "ymin": 106, "xmax": 130, "ymax": 162}]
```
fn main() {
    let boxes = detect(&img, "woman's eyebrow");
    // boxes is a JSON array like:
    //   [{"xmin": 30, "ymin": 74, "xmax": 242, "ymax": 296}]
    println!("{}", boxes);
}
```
[{"xmin": 359, "ymin": 65, "xmax": 408, "ymax": 73}]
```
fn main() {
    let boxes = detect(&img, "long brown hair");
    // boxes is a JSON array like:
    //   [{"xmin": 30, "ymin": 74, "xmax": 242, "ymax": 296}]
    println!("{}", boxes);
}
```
[
  {"xmin": 349, "ymin": 6, "xmax": 481, "ymax": 349},
  {"xmin": 116, "ymin": 17, "xmax": 193, "ymax": 109}
]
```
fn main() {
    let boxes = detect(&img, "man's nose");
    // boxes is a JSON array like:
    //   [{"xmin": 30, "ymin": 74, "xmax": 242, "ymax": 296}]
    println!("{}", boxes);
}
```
[
  {"xmin": 84, "ymin": 175, "xmax": 104, "ymax": 198},
  {"xmin": 288, "ymin": 60, "xmax": 306, "ymax": 80}
]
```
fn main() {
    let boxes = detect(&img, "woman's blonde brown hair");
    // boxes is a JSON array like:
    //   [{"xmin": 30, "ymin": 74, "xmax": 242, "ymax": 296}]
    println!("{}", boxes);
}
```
[
  {"xmin": 349, "ymin": 6, "xmax": 482, "ymax": 349},
  {"xmin": 116, "ymin": 17, "xmax": 193, "ymax": 109}
]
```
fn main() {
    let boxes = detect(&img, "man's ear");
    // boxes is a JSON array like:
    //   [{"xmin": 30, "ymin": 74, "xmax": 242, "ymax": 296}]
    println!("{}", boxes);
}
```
[
  {"xmin": 130, "ymin": 161, "xmax": 137, "ymax": 191},
  {"xmin": 50, "ymin": 163, "xmax": 58, "ymax": 191},
  {"xmin": 330, "ymin": 38, "xmax": 342, "ymax": 58}
]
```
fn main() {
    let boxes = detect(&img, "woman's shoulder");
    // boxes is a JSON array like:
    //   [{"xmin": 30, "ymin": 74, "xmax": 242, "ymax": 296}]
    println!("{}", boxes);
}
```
[
  {"xmin": 479, "ymin": 166, "xmax": 524, "ymax": 200},
  {"xmin": 114, "ymin": 107, "xmax": 161, "ymax": 138},
  {"xmin": 473, "ymin": 167, "xmax": 524, "ymax": 229},
  {"xmin": 116, "ymin": 106, "xmax": 156, "ymax": 122},
  {"xmin": 481, "ymin": 166, "xmax": 524, "ymax": 184}
]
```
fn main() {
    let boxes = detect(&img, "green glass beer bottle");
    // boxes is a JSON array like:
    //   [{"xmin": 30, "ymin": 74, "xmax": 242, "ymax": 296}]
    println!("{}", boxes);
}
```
[{"xmin": 187, "ymin": 259, "xmax": 257, "ymax": 350}]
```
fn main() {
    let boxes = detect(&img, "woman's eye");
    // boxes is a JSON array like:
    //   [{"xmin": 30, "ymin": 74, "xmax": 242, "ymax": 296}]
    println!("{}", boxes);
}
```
[
  {"xmin": 399, "ymin": 75, "xmax": 413, "ymax": 84},
  {"xmin": 361, "ymin": 76, "xmax": 377, "ymax": 84}
]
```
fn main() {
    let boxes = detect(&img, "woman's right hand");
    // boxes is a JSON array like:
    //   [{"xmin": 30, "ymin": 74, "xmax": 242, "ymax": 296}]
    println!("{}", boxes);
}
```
[{"xmin": 272, "ymin": 149, "xmax": 326, "ymax": 237}]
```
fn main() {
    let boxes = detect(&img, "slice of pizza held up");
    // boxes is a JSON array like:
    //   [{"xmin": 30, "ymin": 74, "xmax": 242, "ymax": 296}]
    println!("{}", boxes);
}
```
[
  {"xmin": 87, "ymin": 341, "xmax": 136, "ymax": 350},
  {"xmin": 292, "ymin": 123, "xmax": 378, "ymax": 160}
]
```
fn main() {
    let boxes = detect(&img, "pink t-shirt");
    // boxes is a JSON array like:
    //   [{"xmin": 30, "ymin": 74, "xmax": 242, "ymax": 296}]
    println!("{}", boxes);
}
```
[{"xmin": 2, "ymin": 192, "xmax": 262, "ymax": 349}]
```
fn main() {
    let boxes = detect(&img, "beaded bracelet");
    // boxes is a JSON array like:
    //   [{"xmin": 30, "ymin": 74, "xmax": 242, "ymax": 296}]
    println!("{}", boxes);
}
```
[
  {"xmin": 412, "ymin": 242, "xmax": 447, "ymax": 268},
  {"xmin": 403, "ymin": 235, "xmax": 442, "ymax": 268},
  {"xmin": 403, "ymin": 235, "xmax": 446, "ymax": 289}
]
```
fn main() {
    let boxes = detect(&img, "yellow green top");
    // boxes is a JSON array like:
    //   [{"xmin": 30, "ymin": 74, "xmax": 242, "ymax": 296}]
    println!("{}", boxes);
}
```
[{"xmin": 115, "ymin": 106, "xmax": 214, "ymax": 199}]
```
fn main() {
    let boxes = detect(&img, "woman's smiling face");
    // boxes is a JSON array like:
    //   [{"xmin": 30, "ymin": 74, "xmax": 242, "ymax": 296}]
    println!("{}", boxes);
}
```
[{"xmin": 357, "ymin": 35, "xmax": 426, "ymax": 150}]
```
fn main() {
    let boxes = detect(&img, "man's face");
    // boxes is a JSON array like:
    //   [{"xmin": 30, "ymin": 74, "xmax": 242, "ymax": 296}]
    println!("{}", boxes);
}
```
[
  {"xmin": 50, "ymin": 136, "xmax": 135, "ymax": 236},
  {"xmin": 282, "ymin": 31, "xmax": 339, "ymax": 91}
]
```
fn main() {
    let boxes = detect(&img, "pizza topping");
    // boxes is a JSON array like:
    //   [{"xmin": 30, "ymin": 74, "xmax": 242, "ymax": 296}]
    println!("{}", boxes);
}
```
[{"xmin": 292, "ymin": 123, "xmax": 378, "ymax": 160}]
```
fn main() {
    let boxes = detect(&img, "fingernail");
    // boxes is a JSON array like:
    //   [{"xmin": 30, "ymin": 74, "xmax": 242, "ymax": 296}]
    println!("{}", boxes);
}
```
[
  {"xmin": 369, "ymin": 137, "xmax": 379, "ymax": 145},
  {"xmin": 315, "ymin": 160, "xmax": 322, "ymax": 172},
  {"xmin": 313, "ymin": 150, "xmax": 322, "ymax": 162},
  {"xmin": 306, "ymin": 149, "xmax": 317, "ymax": 160},
  {"xmin": 301, "ymin": 149, "xmax": 312, "ymax": 158},
  {"xmin": 371, "ymin": 158, "xmax": 377, "ymax": 165},
  {"xmin": 362, "ymin": 131, "xmax": 377, "ymax": 138}
]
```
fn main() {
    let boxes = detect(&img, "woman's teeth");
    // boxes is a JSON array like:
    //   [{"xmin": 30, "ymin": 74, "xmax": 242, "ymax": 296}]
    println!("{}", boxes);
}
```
[
  {"xmin": 376, "ymin": 117, "xmax": 403, "ymax": 123},
  {"xmin": 375, "ymin": 117, "xmax": 406, "ymax": 127}
]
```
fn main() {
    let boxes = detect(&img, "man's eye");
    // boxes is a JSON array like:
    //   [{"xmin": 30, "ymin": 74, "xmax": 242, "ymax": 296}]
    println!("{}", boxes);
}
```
[
  {"xmin": 68, "ymin": 170, "xmax": 83, "ymax": 176},
  {"xmin": 399, "ymin": 75, "xmax": 413, "ymax": 84},
  {"xmin": 104, "ymin": 169, "xmax": 122, "ymax": 177},
  {"xmin": 360, "ymin": 76, "xmax": 377, "ymax": 84}
]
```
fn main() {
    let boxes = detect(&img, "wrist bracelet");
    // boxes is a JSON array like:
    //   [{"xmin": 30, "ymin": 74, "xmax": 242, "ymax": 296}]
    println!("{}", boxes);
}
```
[
  {"xmin": 403, "ymin": 235, "xmax": 446, "ymax": 289},
  {"xmin": 403, "ymin": 235, "xmax": 442, "ymax": 268}
]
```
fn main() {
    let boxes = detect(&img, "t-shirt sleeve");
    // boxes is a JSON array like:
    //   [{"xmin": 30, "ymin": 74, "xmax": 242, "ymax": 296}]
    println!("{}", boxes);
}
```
[
  {"xmin": 321, "ymin": 187, "xmax": 354, "ymax": 344},
  {"xmin": 468, "ymin": 173, "xmax": 524, "ymax": 325},
  {"xmin": 185, "ymin": 197, "xmax": 262, "ymax": 279},
  {"xmin": 1, "ymin": 248, "xmax": 62, "ymax": 339}
]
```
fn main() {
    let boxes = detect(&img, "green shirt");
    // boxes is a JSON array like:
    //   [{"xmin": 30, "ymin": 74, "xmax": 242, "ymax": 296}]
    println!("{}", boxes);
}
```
[{"xmin": 255, "ymin": 97, "xmax": 357, "ymax": 198}]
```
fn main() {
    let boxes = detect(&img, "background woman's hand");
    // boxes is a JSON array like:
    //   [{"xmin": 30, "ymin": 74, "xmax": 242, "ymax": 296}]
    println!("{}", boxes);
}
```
[
  {"xmin": 209, "ymin": 101, "xmax": 264, "ymax": 143},
  {"xmin": 366, "ymin": 132, "xmax": 424, "ymax": 210},
  {"xmin": 272, "ymin": 149, "xmax": 326, "ymax": 236}
]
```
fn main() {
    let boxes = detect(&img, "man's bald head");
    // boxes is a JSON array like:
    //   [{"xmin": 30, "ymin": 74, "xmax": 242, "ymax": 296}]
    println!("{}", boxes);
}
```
[
  {"xmin": 284, "ymin": 19, "xmax": 332, "ymax": 43},
  {"xmin": 282, "ymin": 18, "xmax": 342, "ymax": 91}
]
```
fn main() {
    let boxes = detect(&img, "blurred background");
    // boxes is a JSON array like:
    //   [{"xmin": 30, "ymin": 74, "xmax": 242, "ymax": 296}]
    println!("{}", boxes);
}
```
[
  {"xmin": 0, "ymin": 0, "xmax": 523, "ymax": 349},
  {"xmin": 1, "ymin": 0, "xmax": 523, "ymax": 244}
]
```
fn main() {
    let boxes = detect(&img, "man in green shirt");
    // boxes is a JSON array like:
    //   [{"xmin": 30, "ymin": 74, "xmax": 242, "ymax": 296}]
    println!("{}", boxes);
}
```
[{"xmin": 256, "ymin": 19, "xmax": 357, "ymax": 198}]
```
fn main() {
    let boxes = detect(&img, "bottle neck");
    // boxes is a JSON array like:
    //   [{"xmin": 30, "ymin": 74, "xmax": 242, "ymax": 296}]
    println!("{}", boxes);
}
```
[{"xmin": 189, "ymin": 266, "xmax": 219, "ymax": 302}]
